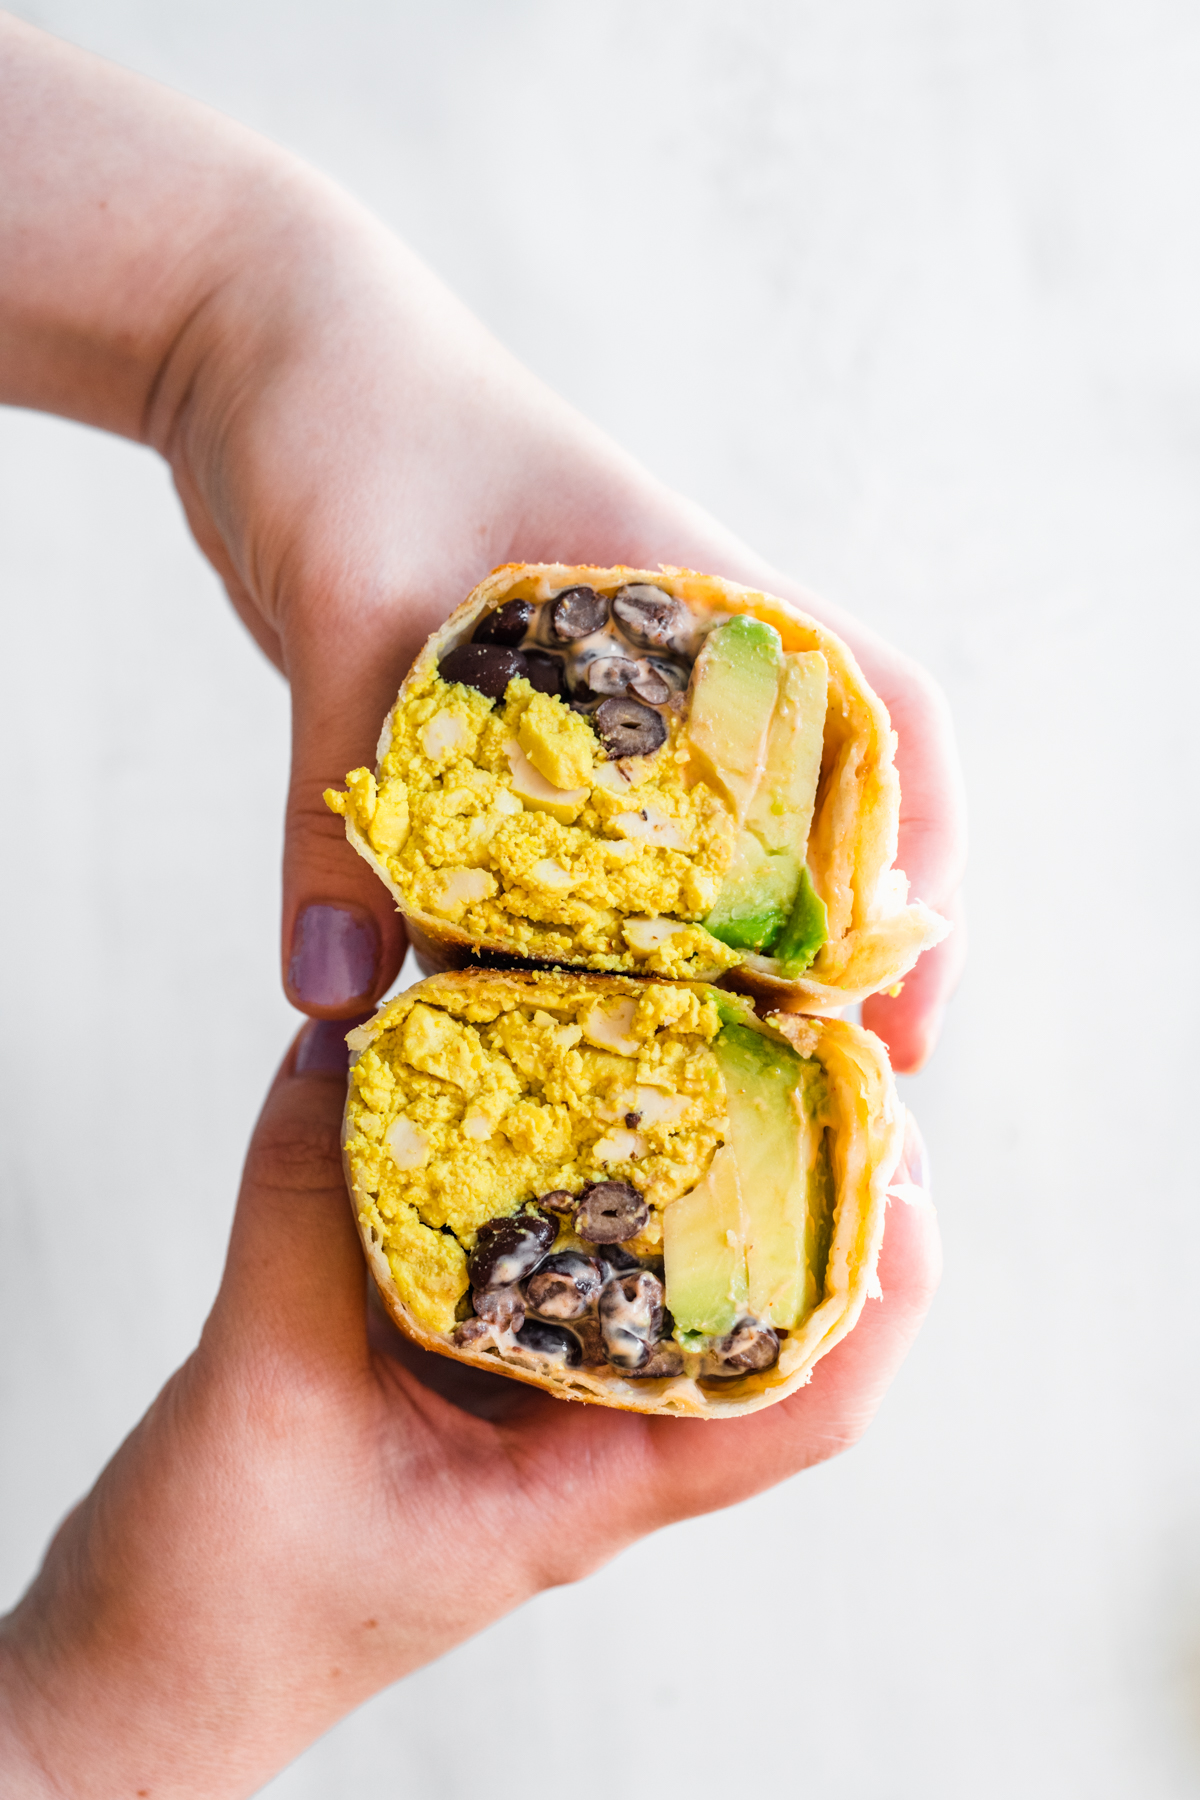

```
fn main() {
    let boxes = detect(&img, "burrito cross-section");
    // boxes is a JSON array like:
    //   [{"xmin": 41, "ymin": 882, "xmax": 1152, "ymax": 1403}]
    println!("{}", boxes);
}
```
[
  {"xmin": 325, "ymin": 563, "xmax": 948, "ymax": 1011},
  {"xmin": 342, "ymin": 968, "xmax": 904, "ymax": 1418}
]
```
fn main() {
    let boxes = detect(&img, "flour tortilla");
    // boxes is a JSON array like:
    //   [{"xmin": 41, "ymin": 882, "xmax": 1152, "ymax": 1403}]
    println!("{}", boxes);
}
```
[
  {"xmin": 343, "ymin": 968, "xmax": 906, "ymax": 1420},
  {"xmin": 337, "ymin": 563, "xmax": 948, "ymax": 1011}
]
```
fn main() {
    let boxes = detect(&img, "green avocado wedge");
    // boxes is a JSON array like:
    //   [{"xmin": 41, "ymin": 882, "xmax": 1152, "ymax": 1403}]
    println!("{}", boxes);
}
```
[
  {"xmin": 663, "ymin": 1017, "xmax": 835, "ymax": 1343},
  {"xmin": 703, "ymin": 832, "xmax": 801, "ymax": 951},
  {"xmin": 773, "ymin": 866, "xmax": 829, "ymax": 977},
  {"xmin": 713, "ymin": 1021, "xmax": 829, "ymax": 1332},
  {"xmin": 662, "ymin": 1144, "xmax": 749, "ymax": 1339},
  {"xmin": 703, "ymin": 649, "xmax": 830, "ymax": 960},
  {"xmin": 684, "ymin": 616, "xmax": 782, "ymax": 822},
  {"xmin": 744, "ymin": 650, "xmax": 828, "ymax": 855}
]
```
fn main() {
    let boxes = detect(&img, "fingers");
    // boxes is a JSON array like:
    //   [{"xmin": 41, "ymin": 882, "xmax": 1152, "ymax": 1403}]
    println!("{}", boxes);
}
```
[
  {"xmin": 873, "ymin": 661, "xmax": 968, "ymax": 1065},
  {"xmin": 204, "ymin": 1019, "xmax": 367, "ymax": 1372},
  {"xmin": 281, "ymin": 626, "xmax": 419, "ymax": 1018},
  {"xmin": 863, "ymin": 889, "xmax": 967, "ymax": 1071},
  {"xmin": 879, "ymin": 657, "xmax": 967, "ymax": 907}
]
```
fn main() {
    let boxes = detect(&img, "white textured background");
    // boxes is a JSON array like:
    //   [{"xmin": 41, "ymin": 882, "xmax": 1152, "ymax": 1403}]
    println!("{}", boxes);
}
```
[{"xmin": 3, "ymin": 4, "xmax": 1199, "ymax": 1795}]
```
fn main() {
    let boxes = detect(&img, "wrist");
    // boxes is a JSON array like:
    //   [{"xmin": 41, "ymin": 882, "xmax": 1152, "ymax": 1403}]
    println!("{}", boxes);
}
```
[
  {"xmin": 0, "ymin": 1390, "xmax": 310, "ymax": 1800},
  {"xmin": 0, "ymin": 17, "xmax": 334, "ymax": 447}
]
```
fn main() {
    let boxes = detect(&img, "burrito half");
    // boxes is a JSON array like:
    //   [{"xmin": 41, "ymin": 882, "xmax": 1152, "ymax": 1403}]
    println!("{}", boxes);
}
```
[
  {"xmin": 343, "ymin": 967, "xmax": 903, "ymax": 1419},
  {"xmin": 326, "ymin": 564, "xmax": 947, "ymax": 1011}
]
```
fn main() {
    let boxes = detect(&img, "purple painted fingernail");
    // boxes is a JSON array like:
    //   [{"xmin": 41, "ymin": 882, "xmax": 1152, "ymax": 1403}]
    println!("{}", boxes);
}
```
[{"xmin": 288, "ymin": 904, "xmax": 379, "ymax": 1009}]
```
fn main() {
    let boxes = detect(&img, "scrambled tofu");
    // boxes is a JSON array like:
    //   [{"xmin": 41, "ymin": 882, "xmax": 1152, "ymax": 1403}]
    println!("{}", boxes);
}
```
[
  {"xmin": 344, "ymin": 975, "xmax": 728, "ymax": 1334},
  {"xmin": 326, "ymin": 670, "xmax": 741, "ymax": 978}
]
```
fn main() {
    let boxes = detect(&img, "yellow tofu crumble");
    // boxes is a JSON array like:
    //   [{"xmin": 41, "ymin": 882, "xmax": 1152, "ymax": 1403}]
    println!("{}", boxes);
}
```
[
  {"xmin": 344, "ymin": 976, "xmax": 728, "ymax": 1335},
  {"xmin": 326, "ymin": 669, "xmax": 741, "ymax": 977}
]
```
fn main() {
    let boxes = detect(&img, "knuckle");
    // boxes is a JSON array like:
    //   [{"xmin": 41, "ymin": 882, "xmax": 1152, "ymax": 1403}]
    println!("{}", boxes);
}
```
[
  {"xmin": 288, "ymin": 786, "xmax": 349, "ymax": 836},
  {"xmin": 243, "ymin": 1113, "xmax": 345, "ymax": 1200}
]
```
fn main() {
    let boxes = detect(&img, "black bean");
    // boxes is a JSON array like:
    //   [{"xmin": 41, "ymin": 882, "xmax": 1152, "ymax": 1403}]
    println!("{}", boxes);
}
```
[
  {"xmin": 709, "ymin": 1319, "xmax": 780, "ymax": 1374},
  {"xmin": 575, "ymin": 1181, "xmax": 649, "ymax": 1244},
  {"xmin": 626, "ymin": 1342, "xmax": 685, "ymax": 1379},
  {"xmin": 592, "ymin": 696, "xmax": 667, "ymax": 760},
  {"xmin": 524, "ymin": 649, "xmax": 566, "ymax": 698},
  {"xmin": 612, "ymin": 585, "xmax": 689, "ymax": 650},
  {"xmin": 572, "ymin": 1317, "xmax": 609, "ymax": 1366},
  {"xmin": 551, "ymin": 586, "xmax": 608, "ymax": 640},
  {"xmin": 624, "ymin": 1111, "xmax": 642, "ymax": 1129},
  {"xmin": 468, "ymin": 1211, "xmax": 558, "ymax": 1288},
  {"xmin": 452, "ymin": 1317, "xmax": 492, "ymax": 1347},
  {"xmin": 599, "ymin": 1269, "xmax": 665, "ymax": 1369},
  {"xmin": 514, "ymin": 1319, "xmax": 583, "ymax": 1366},
  {"xmin": 439, "ymin": 642, "xmax": 527, "ymax": 700},
  {"xmin": 626, "ymin": 667, "xmax": 671, "ymax": 705},
  {"xmin": 578, "ymin": 654, "xmax": 641, "ymax": 697},
  {"xmin": 525, "ymin": 1253, "xmax": 604, "ymax": 1321},
  {"xmin": 537, "ymin": 1189, "xmax": 577, "ymax": 1213},
  {"xmin": 599, "ymin": 1244, "xmax": 643, "ymax": 1277},
  {"xmin": 647, "ymin": 656, "xmax": 689, "ymax": 692},
  {"xmin": 472, "ymin": 598, "xmax": 534, "ymax": 646},
  {"xmin": 472, "ymin": 1283, "xmax": 525, "ymax": 1332}
]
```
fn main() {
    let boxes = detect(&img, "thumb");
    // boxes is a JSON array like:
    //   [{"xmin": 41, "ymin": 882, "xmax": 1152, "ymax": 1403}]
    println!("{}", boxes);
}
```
[
  {"xmin": 280, "ymin": 635, "xmax": 412, "ymax": 1018},
  {"xmin": 205, "ymin": 1019, "xmax": 368, "ymax": 1372}
]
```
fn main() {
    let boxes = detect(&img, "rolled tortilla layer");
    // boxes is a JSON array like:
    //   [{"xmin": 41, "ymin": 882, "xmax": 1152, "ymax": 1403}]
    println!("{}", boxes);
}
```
[
  {"xmin": 326, "ymin": 563, "xmax": 948, "ymax": 1010},
  {"xmin": 342, "ymin": 968, "xmax": 905, "ymax": 1419}
]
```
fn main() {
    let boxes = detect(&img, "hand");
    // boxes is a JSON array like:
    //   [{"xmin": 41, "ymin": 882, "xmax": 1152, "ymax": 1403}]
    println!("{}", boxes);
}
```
[
  {"xmin": 0, "ymin": 1021, "xmax": 940, "ymax": 1798},
  {"xmin": 0, "ymin": 19, "xmax": 965, "ymax": 1071},
  {"xmin": 157, "ymin": 213, "xmax": 967, "ymax": 1069}
]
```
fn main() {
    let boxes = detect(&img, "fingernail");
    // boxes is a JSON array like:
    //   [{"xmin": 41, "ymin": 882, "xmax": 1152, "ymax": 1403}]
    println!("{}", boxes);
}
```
[{"xmin": 288, "ymin": 903, "xmax": 379, "ymax": 1009}]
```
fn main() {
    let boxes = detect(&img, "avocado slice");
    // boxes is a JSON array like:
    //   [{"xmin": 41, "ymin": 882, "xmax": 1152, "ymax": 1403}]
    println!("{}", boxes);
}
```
[
  {"xmin": 662, "ymin": 1144, "xmax": 749, "ymax": 1338},
  {"xmin": 704, "ymin": 830, "xmax": 801, "ymax": 952},
  {"xmin": 713, "ymin": 1021, "xmax": 828, "ymax": 1331},
  {"xmin": 744, "ymin": 651, "xmax": 828, "ymax": 855},
  {"xmin": 805, "ymin": 1125, "xmax": 837, "ymax": 1312},
  {"xmin": 685, "ymin": 616, "xmax": 782, "ymax": 823},
  {"xmin": 773, "ymin": 866, "xmax": 829, "ymax": 977},
  {"xmin": 703, "ymin": 650, "xmax": 829, "ymax": 954}
]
